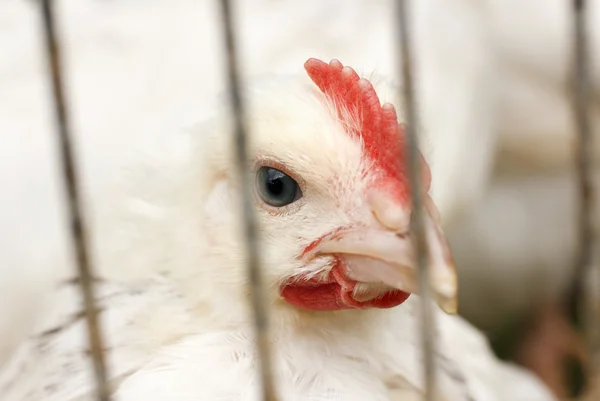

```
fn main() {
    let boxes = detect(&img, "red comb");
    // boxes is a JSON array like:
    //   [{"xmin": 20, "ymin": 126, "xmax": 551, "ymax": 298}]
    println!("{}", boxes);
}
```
[{"xmin": 304, "ymin": 58, "xmax": 430, "ymax": 200}]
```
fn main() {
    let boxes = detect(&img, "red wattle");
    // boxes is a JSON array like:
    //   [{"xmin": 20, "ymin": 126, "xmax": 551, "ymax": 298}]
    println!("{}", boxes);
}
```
[{"xmin": 280, "ymin": 263, "xmax": 410, "ymax": 311}]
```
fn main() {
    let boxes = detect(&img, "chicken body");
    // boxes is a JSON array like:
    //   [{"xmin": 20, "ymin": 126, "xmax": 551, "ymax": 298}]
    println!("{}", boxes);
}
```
[
  {"xmin": 0, "ymin": 277, "xmax": 552, "ymax": 401},
  {"xmin": 0, "ymin": 60, "xmax": 554, "ymax": 401}
]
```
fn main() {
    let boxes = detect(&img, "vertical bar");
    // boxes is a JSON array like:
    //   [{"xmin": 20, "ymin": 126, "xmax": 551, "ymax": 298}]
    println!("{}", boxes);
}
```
[
  {"xmin": 38, "ymin": 1, "xmax": 111, "ymax": 401},
  {"xmin": 217, "ymin": 1, "xmax": 278, "ymax": 401},
  {"xmin": 571, "ymin": 0, "xmax": 599, "ymax": 374},
  {"xmin": 394, "ymin": 1, "xmax": 437, "ymax": 400}
]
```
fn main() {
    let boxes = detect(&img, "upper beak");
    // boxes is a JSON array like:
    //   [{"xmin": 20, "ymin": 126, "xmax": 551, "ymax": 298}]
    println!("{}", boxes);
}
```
[{"xmin": 302, "ymin": 197, "xmax": 458, "ymax": 314}]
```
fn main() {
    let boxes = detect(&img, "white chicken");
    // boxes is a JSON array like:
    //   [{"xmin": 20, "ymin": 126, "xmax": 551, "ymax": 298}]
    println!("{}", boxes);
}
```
[{"xmin": 0, "ymin": 58, "xmax": 554, "ymax": 401}]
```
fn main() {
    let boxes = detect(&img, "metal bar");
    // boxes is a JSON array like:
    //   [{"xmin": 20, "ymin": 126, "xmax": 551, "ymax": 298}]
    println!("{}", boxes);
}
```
[
  {"xmin": 217, "ymin": 1, "xmax": 278, "ymax": 401},
  {"xmin": 571, "ymin": 0, "xmax": 599, "ymax": 374},
  {"xmin": 38, "ymin": 1, "xmax": 111, "ymax": 401},
  {"xmin": 395, "ymin": 1, "xmax": 437, "ymax": 400}
]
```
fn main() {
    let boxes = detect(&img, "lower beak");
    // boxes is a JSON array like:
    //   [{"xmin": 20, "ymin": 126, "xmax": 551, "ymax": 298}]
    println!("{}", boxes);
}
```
[{"xmin": 303, "ymin": 201, "xmax": 458, "ymax": 314}]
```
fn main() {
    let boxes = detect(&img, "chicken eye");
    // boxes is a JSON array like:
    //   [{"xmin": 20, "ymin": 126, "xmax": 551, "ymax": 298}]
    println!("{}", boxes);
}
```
[{"xmin": 256, "ymin": 166, "xmax": 302, "ymax": 207}]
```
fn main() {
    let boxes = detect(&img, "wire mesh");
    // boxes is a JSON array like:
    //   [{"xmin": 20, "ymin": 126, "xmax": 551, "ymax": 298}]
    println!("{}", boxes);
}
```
[
  {"xmin": 38, "ymin": 1, "xmax": 111, "ymax": 401},
  {"xmin": 395, "ymin": 1, "xmax": 437, "ymax": 400},
  {"xmin": 32, "ymin": 0, "xmax": 598, "ymax": 400}
]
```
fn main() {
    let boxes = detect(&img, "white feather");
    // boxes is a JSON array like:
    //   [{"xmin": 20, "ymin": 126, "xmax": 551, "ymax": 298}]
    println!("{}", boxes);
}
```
[{"xmin": 1, "ymin": 70, "xmax": 553, "ymax": 401}]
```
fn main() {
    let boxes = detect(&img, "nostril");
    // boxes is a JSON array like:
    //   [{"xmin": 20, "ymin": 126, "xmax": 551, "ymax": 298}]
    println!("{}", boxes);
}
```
[{"xmin": 368, "ymin": 189, "xmax": 410, "ymax": 232}]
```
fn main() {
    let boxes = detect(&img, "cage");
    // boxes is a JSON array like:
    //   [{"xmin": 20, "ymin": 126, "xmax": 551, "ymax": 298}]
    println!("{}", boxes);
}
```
[{"xmin": 0, "ymin": 1, "xmax": 598, "ymax": 400}]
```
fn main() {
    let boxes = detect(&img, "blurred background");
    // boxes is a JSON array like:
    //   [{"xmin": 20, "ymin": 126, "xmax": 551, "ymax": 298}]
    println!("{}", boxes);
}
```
[{"xmin": 1, "ymin": 0, "xmax": 599, "ymax": 399}]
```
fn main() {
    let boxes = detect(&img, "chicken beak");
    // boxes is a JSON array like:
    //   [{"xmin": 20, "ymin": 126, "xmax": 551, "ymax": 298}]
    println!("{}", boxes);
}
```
[
  {"xmin": 420, "ymin": 199, "xmax": 458, "ymax": 314},
  {"xmin": 303, "ymin": 198, "xmax": 458, "ymax": 314}
]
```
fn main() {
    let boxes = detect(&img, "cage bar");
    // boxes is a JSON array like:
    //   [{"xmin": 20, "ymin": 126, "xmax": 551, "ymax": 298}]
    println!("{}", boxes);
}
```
[
  {"xmin": 217, "ymin": 1, "xmax": 278, "ymax": 401},
  {"xmin": 36, "ymin": 1, "xmax": 600, "ymax": 400},
  {"xmin": 38, "ymin": 1, "xmax": 111, "ymax": 401},
  {"xmin": 571, "ymin": 0, "xmax": 600, "ymax": 376},
  {"xmin": 395, "ymin": 1, "xmax": 438, "ymax": 400}
]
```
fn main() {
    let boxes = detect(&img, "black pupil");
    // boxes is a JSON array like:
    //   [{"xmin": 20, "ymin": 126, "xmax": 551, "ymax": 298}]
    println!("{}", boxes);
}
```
[
  {"xmin": 257, "ymin": 167, "xmax": 300, "ymax": 207},
  {"xmin": 267, "ymin": 170, "xmax": 285, "ymax": 196}
]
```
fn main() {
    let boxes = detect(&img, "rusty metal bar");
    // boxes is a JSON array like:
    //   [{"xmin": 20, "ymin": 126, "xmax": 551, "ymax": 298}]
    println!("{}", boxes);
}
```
[
  {"xmin": 38, "ymin": 1, "xmax": 111, "ymax": 401},
  {"xmin": 217, "ymin": 1, "xmax": 278, "ymax": 401},
  {"xmin": 571, "ymin": 0, "xmax": 599, "ymax": 374},
  {"xmin": 395, "ymin": 1, "xmax": 437, "ymax": 400}
]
